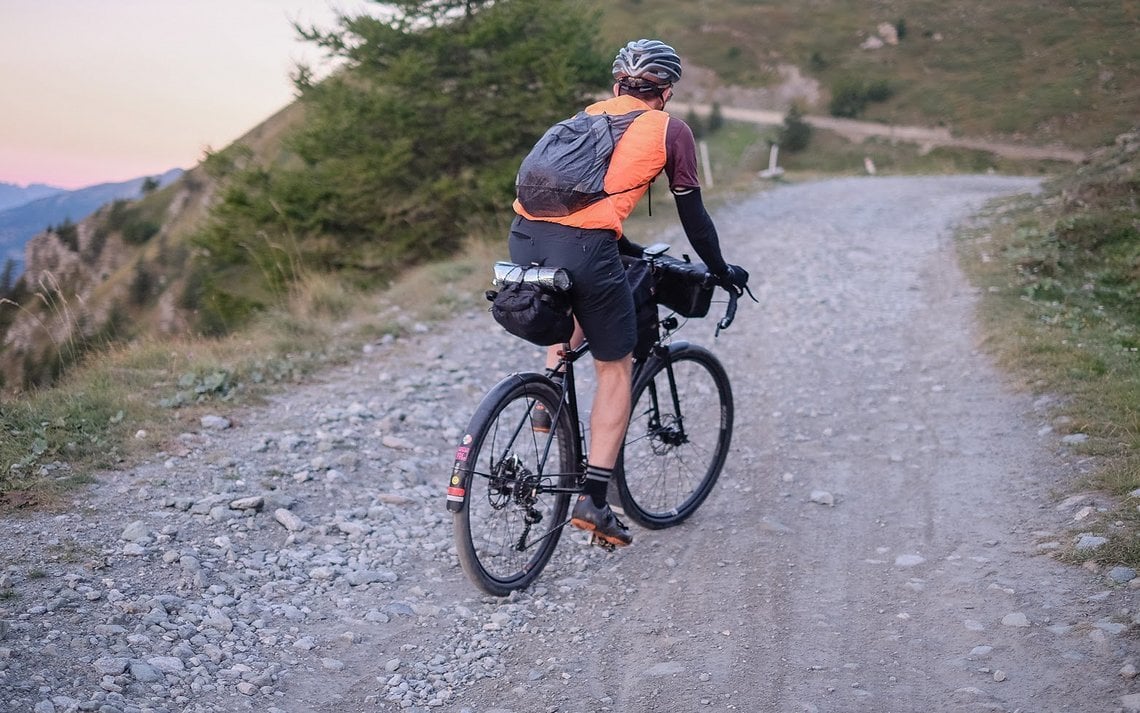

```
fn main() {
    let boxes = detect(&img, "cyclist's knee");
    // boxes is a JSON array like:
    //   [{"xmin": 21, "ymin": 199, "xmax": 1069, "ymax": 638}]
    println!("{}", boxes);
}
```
[{"xmin": 593, "ymin": 353, "xmax": 633, "ymax": 380}]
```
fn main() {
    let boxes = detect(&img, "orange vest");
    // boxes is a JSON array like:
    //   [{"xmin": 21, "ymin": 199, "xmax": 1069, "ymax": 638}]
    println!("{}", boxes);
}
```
[{"xmin": 513, "ymin": 95, "xmax": 669, "ymax": 237}]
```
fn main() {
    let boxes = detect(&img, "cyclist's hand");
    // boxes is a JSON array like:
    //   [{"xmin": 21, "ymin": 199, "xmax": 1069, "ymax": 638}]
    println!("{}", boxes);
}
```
[{"xmin": 716, "ymin": 264, "xmax": 749, "ymax": 294}]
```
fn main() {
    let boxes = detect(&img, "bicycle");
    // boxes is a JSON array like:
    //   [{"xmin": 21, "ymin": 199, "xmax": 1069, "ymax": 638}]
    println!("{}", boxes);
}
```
[{"xmin": 446, "ymin": 242, "xmax": 744, "ymax": 596}]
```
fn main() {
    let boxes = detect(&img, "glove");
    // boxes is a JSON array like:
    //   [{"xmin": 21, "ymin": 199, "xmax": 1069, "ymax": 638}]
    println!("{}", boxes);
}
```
[{"xmin": 716, "ymin": 264, "xmax": 749, "ymax": 292}]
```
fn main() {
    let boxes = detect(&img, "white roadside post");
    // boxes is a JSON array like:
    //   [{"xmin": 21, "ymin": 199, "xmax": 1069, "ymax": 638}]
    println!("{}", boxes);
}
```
[
  {"xmin": 699, "ymin": 140, "xmax": 714, "ymax": 188},
  {"xmin": 760, "ymin": 144, "xmax": 784, "ymax": 179}
]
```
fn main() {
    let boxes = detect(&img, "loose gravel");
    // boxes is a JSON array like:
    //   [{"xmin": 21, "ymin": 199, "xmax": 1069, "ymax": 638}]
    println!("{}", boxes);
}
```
[{"xmin": 1, "ymin": 176, "xmax": 1137, "ymax": 713}]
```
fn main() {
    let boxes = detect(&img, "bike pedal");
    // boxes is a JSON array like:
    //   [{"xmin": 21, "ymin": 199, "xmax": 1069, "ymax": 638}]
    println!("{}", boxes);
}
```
[{"xmin": 589, "ymin": 535, "xmax": 616, "ymax": 552}]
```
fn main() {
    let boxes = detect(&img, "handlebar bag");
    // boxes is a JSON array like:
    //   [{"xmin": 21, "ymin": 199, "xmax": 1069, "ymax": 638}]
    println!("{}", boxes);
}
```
[{"xmin": 654, "ymin": 255, "xmax": 713, "ymax": 318}]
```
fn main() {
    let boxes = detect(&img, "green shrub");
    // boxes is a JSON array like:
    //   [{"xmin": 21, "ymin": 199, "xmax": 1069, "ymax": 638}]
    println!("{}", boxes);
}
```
[
  {"xmin": 0, "ymin": 259, "xmax": 15, "ymax": 296},
  {"xmin": 104, "ymin": 197, "xmax": 164, "ymax": 245},
  {"xmin": 829, "ymin": 80, "xmax": 867, "ymax": 118},
  {"xmin": 686, "ymin": 108, "xmax": 705, "ymax": 139},
  {"xmin": 54, "ymin": 220, "xmax": 79, "ymax": 252},
  {"xmin": 122, "ymin": 219, "xmax": 160, "ymax": 245},
  {"xmin": 779, "ymin": 105, "xmax": 813, "ymax": 152},
  {"xmin": 829, "ymin": 78, "xmax": 895, "ymax": 118},
  {"xmin": 707, "ymin": 102, "xmax": 725, "ymax": 134},
  {"xmin": 105, "ymin": 200, "xmax": 130, "ymax": 232},
  {"xmin": 866, "ymin": 79, "xmax": 895, "ymax": 103},
  {"xmin": 129, "ymin": 263, "xmax": 153, "ymax": 306}
]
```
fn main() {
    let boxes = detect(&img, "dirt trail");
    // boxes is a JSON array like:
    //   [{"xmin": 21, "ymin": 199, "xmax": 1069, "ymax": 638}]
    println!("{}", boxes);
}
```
[
  {"xmin": 1, "ymin": 176, "xmax": 1135, "ymax": 713},
  {"xmin": 670, "ymin": 101, "xmax": 1088, "ymax": 163}
]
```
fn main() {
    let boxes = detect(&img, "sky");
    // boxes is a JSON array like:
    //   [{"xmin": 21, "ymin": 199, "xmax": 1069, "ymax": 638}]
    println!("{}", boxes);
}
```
[{"xmin": 0, "ymin": 0, "xmax": 378, "ymax": 190}]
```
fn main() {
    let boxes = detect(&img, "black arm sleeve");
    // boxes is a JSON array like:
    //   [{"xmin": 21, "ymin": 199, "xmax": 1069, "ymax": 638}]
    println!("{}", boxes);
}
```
[
  {"xmin": 616, "ymin": 235, "xmax": 645, "ymax": 258},
  {"xmin": 673, "ymin": 188, "xmax": 728, "ymax": 275}
]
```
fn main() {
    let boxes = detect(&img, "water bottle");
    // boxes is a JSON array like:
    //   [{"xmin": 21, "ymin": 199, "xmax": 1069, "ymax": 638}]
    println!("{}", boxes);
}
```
[{"xmin": 493, "ymin": 262, "xmax": 572, "ymax": 291}]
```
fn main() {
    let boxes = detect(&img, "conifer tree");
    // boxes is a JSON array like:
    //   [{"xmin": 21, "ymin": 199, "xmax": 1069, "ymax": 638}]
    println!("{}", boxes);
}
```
[
  {"xmin": 197, "ymin": 0, "xmax": 608, "ymax": 301},
  {"xmin": 0, "ymin": 258, "xmax": 15, "ymax": 296}
]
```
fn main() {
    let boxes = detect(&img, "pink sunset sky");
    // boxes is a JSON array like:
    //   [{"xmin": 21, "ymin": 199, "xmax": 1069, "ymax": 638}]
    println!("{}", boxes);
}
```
[{"xmin": 1, "ymin": 0, "xmax": 376, "ymax": 190}]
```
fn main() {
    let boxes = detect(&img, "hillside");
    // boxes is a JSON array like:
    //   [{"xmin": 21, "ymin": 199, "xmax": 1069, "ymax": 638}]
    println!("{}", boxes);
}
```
[
  {"xmin": 1, "ymin": 0, "xmax": 1136, "ymax": 394},
  {"xmin": 0, "ymin": 105, "xmax": 300, "ymax": 390},
  {"xmin": 605, "ymin": 0, "xmax": 1139, "ymax": 149}
]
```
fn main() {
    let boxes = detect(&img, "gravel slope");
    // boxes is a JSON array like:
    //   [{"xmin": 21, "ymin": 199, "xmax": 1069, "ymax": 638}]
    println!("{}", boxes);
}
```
[{"xmin": 1, "ymin": 175, "xmax": 1137, "ymax": 713}]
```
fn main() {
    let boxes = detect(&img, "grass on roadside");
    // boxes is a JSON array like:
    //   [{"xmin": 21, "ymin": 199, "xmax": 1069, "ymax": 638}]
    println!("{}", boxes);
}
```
[
  {"xmin": 0, "ymin": 236, "xmax": 505, "ymax": 507},
  {"xmin": 957, "ymin": 129, "xmax": 1140, "ymax": 568}
]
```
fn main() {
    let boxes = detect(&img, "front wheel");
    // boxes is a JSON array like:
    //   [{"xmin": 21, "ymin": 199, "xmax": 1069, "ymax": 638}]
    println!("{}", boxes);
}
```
[
  {"xmin": 617, "ymin": 343, "xmax": 733, "ymax": 529},
  {"xmin": 452, "ymin": 373, "xmax": 578, "ymax": 596}
]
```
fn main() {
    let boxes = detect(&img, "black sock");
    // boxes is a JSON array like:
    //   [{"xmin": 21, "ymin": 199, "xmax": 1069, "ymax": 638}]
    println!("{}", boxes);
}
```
[{"xmin": 583, "ymin": 464, "xmax": 612, "ymax": 506}]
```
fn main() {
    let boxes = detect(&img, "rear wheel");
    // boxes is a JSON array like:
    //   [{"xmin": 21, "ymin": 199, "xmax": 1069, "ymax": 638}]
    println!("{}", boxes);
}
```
[
  {"xmin": 617, "ymin": 344, "xmax": 733, "ymax": 529},
  {"xmin": 452, "ymin": 374, "xmax": 578, "ymax": 596}
]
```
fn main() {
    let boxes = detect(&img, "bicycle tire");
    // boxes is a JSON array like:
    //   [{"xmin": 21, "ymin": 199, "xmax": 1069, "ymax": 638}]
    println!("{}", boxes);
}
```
[
  {"xmin": 452, "ymin": 373, "xmax": 578, "ymax": 596},
  {"xmin": 617, "ymin": 343, "xmax": 733, "ymax": 529}
]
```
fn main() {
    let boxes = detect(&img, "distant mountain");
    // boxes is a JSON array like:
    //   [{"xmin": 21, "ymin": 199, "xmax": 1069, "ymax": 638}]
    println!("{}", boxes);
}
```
[
  {"xmin": 0, "ymin": 169, "xmax": 183, "ymax": 273},
  {"xmin": 0, "ymin": 182, "xmax": 64, "ymax": 212}
]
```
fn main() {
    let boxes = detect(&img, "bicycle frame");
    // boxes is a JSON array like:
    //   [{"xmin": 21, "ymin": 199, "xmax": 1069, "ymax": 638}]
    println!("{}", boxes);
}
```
[
  {"xmin": 537, "ymin": 328, "xmax": 693, "ymax": 477},
  {"xmin": 451, "ymin": 249, "xmax": 744, "ymax": 593}
]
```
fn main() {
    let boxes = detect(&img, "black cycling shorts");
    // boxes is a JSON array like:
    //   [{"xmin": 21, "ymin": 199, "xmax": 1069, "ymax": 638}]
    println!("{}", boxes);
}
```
[{"xmin": 508, "ymin": 216, "xmax": 635, "ymax": 361}]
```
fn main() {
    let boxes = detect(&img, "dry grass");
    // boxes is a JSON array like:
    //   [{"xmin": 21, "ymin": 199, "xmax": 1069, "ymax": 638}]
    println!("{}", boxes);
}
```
[
  {"xmin": 0, "ymin": 234, "xmax": 508, "ymax": 504},
  {"xmin": 957, "ymin": 172, "xmax": 1140, "ymax": 568}
]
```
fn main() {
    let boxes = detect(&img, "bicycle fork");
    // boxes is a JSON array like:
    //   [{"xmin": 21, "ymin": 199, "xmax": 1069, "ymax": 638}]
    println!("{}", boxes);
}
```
[{"xmin": 641, "ymin": 350, "xmax": 689, "ymax": 450}]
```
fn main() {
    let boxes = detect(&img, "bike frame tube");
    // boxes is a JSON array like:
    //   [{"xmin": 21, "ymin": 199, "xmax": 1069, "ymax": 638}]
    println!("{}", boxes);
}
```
[
  {"xmin": 537, "ymin": 351, "xmax": 583, "ymax": 493},
  {"xmin": 546, "ymin": 341, "xmax": 590, "ymax": 476}
]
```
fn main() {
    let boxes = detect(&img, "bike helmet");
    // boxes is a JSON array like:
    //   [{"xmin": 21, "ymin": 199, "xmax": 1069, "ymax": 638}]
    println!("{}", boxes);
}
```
[{"xmin": 612, "ymin": 39, "xmax": 683, "ymax": 87}]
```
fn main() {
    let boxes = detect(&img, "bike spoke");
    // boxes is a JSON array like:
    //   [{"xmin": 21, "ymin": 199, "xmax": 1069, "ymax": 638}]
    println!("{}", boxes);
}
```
[
  {"xmin": 619, "ymin": 346, "xmax": 733, "ymax": 529},
  {"xmin": 454, "ymin": 376, "xmax": 577, "ymax": 595}
]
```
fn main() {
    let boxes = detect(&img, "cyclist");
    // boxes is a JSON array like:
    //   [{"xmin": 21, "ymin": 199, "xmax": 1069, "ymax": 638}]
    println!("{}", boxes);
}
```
[{"xmin": 508, "ymin": 39, "xmax": 749, "ymax": 547}]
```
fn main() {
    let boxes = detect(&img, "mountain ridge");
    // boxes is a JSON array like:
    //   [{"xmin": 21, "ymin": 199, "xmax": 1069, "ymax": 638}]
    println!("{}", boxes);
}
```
[
  {"xmin": 0, "ymin": 182, "xmax": 64, "ymax": 213},
  {"xmin": 0, "ymin": 169, "xmax": 183, "ymax": 273}
]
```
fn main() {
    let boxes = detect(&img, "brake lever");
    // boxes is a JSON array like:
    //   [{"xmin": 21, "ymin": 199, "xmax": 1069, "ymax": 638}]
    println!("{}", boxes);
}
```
[{"xmin": 716, "ymin": 289, "xmax": 739, "ymax": 337}]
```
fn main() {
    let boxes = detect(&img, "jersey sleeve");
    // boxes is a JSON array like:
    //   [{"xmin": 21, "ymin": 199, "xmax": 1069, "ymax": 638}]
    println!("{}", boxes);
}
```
[{"xmin": 663, "ymin": 117, "xmax": 701, "ymax": 192}]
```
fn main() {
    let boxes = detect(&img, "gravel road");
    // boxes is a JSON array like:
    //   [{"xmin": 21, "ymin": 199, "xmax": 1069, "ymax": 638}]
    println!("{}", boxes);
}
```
[{"xmin": 2, "ymin": 175, "xmax": 1137, "ymax": 713}]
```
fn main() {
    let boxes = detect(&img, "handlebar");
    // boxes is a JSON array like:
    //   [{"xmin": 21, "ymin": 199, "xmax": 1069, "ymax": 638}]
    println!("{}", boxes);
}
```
[{"xmin": 716, "ymin": 287, "xmax": 739, "ymax": 337}]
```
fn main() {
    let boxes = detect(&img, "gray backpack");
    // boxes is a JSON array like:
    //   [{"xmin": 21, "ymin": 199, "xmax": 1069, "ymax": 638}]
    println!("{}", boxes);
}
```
[{"xmin": 516, "ymin": 110, "xmax": 647, "ymax": 217}]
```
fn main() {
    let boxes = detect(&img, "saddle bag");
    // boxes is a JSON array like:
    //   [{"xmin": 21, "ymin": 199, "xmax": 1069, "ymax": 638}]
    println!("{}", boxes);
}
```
[{"xmin": 486, "ymin": 264, "xmax": 575, "ymax": 347}]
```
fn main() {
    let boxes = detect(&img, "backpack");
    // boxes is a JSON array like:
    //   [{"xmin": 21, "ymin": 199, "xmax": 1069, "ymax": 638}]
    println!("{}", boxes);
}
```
[{"xmin": 516, "ymin": 110, "xmax": 647, "ymax": 218}]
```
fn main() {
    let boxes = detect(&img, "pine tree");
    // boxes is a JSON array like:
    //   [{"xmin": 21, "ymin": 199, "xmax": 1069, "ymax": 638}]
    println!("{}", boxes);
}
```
[
  {"xmin": 0, "ymin": 258, "xmax": 15, "ymax": 297},
  {"xmin": 191, "ymin": 0, "xmax": 608, "ymax": 333},
  {"xmin": 201, "ymin": 0, "xmax": 607, "ymax": 276},
  {"xmin": 707, "ymin": 102, "xmax": 725, "ymax": 133},
  {"xmin": 779, "ymin": 104, "xmax": 813, "ymax": 152}
]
